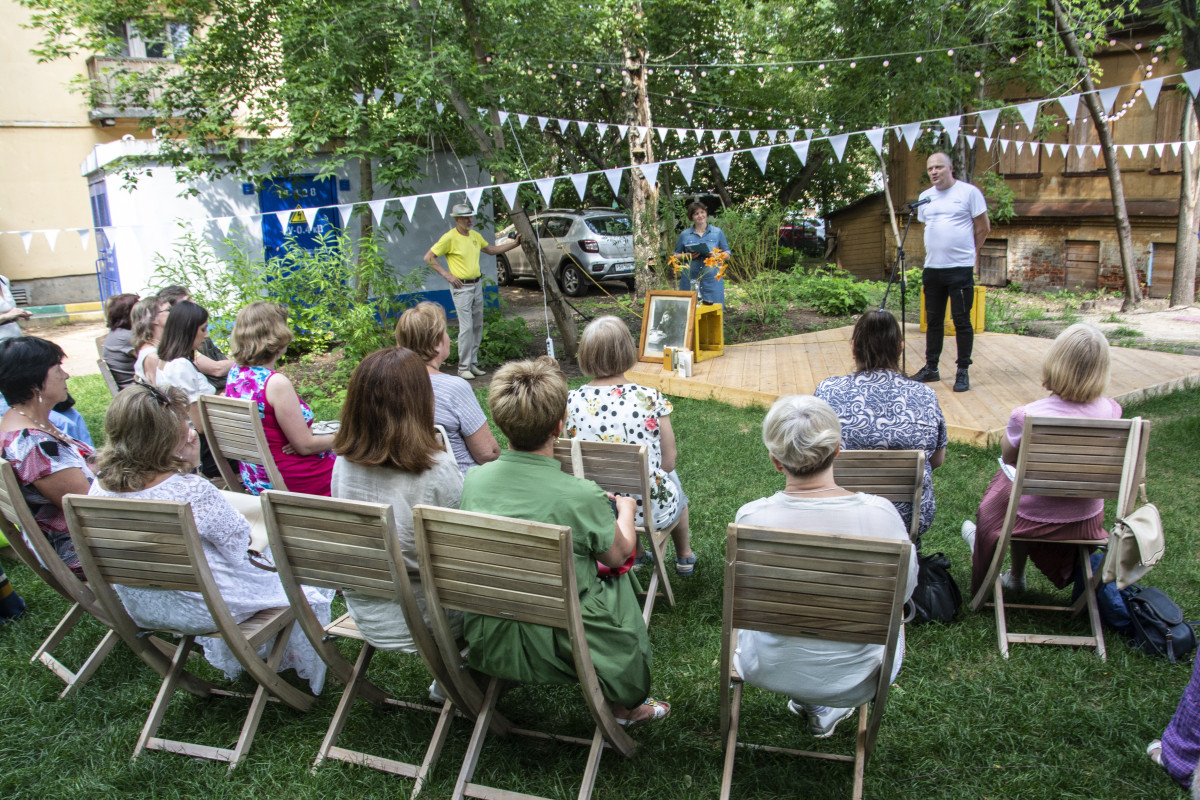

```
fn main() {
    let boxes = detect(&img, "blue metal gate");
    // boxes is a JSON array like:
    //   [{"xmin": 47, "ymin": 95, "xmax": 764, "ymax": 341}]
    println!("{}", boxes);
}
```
[{"xmin": 88, "ymin": 180, "xmax": 121, "ymax": 301}]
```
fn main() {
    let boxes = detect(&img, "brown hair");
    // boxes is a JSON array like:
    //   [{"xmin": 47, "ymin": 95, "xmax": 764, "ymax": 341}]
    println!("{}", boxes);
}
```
[
  {"xmin": 130, "ymin": 297, "xmax": 164, "ymax": 351},
  {"xmin": 394, "ymin": 302, "xmax": 447, "ymax": 362},
  {"xmin": 156, "ymin": 285, "xmax": 190, "ymax": 306},
  {"xmin": 850, "ymin": 310, "xmax": 902, "ymax": 372},
  {"xmin": 1042, "ymin": 322, "xmax": 1110, "ymax": 403},
  {"xmin": 93, "ymin": 384, "xmax": 193, "ymax": 492},
  {"xmin": 104, "ymin": 293, "xmax": 139, "ymax": 330},
  {"xmin": 229, "ymin": 302, "xmax": 294, "ymax": 366},
  {"xmin": 577, "ymin": 316, "xmax": 637, "ymax": 379},
  {"xmin": 334, "ymin": 347, "xmax": 441, "ymax": 472},
  {"xmin": 488, "ymin": 356, "xmax": 567, "ymax": 451},
  {"xmin": 686, "ymin": 201, "xmax": 706, "ymax": 221}
]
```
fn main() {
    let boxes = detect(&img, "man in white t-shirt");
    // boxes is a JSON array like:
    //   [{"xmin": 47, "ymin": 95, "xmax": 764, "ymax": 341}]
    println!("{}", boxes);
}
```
[{"xmin": 911, "ymin": 152, "xmax": 990, "ymax": 393}]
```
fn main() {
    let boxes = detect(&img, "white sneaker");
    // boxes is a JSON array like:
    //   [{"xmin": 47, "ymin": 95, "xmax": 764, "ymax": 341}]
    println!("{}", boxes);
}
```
[
  {"xmin": 1000, "ymin": 571, "xmax": 1026, "ymax": 592},
  {"xmin": 786, "ymin": 700, "xmax": 856, "ymax": 739},
  {"xmin": 470, "ymin": 364, "xmax": 487, "ymax": 376},
  {"xmin": 428, "ymin": 680, "xmax": 447, "ymax": 704},
  {"xmin": 459, "ymin": 369, "xmax": 476, "ymax": 380},
  {"xmin": 961, "ymin": 520, "xmax": 977, "ymax": 552}
]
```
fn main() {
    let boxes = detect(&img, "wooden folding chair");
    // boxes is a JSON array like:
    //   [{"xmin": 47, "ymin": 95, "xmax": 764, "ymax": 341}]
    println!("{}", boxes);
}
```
[
  {"xmin": 97, "ymin": 358, "xmax": 122, "ymax": 398},
  {"xmin": 198, "ymin": 394, "xmax": 286, "ymax": 493},
  {"xmin": 94, "ymin": 333, "xmax": 107, "ymax": 358},
  {"xmin": 551, "ymin": 438, "xmax": 676, "ymax": 625},
  {"xmin": 833, "ymin": 450, "xmax": 926, "ymax": 542},
  {"xmin": 64, "ymin": 494, "xmax": 314, "ymax": 769},
  {"xmin": 0, "ymin": 461, "xmax": 121, "ymax": 697},
  {"xmin": 719, "ymin": 524, "xmax": 912, "ymax": 800},
  {"xmin": 967, "ymin": 416, "xmax": 1148, "ymax": 660},
  {"xmin": 261, "ymin": 490, "xmax": 472, "ymax": 795},
  {"xmin": 412, "ymin": 504, "xmax": 639, "ymax": 800}
]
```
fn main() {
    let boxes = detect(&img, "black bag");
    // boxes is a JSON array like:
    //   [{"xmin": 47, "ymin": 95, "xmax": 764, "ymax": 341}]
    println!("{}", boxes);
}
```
[
  {"xmin": 1125, "ymin": 585, "xmax": 1198, "ymax": 664},
  {"xmin": 909, "ymin": 551, "xmax": 962, "ymax": 624}
]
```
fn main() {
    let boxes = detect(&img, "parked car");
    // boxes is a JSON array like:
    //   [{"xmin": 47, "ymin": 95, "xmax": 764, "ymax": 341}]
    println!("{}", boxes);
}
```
[
  {"xmin": 779, "ymin": 217, "xmax": 826, "ymax": 256},
  {"xmin": 495, "ymin": 209, "xmax": 635, "ymax": 297}
]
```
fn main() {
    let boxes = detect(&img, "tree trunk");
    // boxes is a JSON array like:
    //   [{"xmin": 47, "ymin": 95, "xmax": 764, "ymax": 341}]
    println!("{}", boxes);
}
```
[
  {"xmin": 357, "ymin": 154, "xmax": 374, "ymax": 300},
  {"xmin": 624, "ymin": 39, "xmax": 658, "ymax": 301},
  {"xmin": 1050, "ymin": 0, "xmax": 1142, "ymax": 309},
  {"xmin": 1173, "ymin": 98, "xmax": 1199, "ymax": 306},
  {"xmin": 776, "ymin": 156, "xmax": 823, "ymax": 208},
  {"xmin": 409, "ymin": 0, "xmax": 578, "ymax": 359},
  {"xmin": 707, "ymin": 158, "xmax": 735, "ymax": 208}
]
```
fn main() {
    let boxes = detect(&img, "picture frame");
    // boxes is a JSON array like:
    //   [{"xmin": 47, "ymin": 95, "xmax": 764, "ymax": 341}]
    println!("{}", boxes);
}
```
[{"xmin": 638, "ymin": 290, "xmax": 697, "ymax": 363}]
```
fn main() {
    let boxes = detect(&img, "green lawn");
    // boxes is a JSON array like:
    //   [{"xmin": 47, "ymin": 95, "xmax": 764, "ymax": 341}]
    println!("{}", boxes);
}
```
[{"xmin": 0, "ymin": 374, "xmax": 1194, "ymax": 799}]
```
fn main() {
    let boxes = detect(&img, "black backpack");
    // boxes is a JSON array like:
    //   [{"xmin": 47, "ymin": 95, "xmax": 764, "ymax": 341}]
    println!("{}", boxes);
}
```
[
  {"xmin": 909, "ymin": 552, "xmax": 962, "ymax": 624},
  {"xmin": 1124, "ymin": 585, "xmax": 1198, "ymax": 664}
]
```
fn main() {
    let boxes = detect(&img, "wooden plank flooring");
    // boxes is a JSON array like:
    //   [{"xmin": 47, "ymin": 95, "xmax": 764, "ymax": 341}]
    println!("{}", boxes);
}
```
[{"xmin": 630, "ymin": 324, "xmax": 1200, "ymax": 446}]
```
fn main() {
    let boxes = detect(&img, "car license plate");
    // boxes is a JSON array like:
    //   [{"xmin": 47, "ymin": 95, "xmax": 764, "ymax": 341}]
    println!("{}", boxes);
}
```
[{"xmin": 613, "ymin": 262, "xmax": 634, "ymax": 273}]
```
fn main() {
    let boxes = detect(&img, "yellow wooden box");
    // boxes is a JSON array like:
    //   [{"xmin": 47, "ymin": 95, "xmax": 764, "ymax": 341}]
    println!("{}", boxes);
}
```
[
  {"xmin": 919, "ymin": 285, "xmax": 987, "ymax": 333},
  {"xmin": 694, "ymin": 303, "xmax": 725, "ymax": 362}
]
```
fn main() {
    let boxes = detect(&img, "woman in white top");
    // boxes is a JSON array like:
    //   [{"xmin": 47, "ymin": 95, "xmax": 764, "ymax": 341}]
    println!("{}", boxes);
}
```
[
  {"xmin": 155, "ymin": 300, "xmax": 220, "ymax": 478},
  {"xmin": 88, "ymin": 383, "xmax": 333, "ymax": 693},
  {"xmin": 733, "ymin": 395, "xmax": 918, "ymax": 739},
  {"xmin": 130, "ymin": 295, "xmax": 169, "ymax": 385}
]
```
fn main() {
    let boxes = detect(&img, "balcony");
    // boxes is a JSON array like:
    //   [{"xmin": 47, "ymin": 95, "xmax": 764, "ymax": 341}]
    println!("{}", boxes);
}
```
[{"xmin": 85, "ymin": 55, "xmax": 182, "ymax": 122}]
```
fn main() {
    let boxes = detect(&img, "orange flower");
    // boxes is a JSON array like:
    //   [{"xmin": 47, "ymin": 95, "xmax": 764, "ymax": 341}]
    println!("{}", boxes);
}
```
[
  {"xmin": 705, "ymin": 247, "xmax": 730, "ymax": 279},
  {"xmin": 668, "ymin": 252, "xmax": 690, "ymax": 276}
]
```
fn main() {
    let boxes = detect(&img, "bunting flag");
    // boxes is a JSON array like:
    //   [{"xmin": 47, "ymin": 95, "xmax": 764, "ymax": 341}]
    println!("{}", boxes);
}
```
[
  {"xmin": 76, "ymin": 228, "xmax": 90, "ymax": 250},
  {"xmin": 571, "ymin": 173, "xmax": 589, "ymax": 200},
  {"xmin": 675, "ymin": 128, "xmax": 688, "ymax": 141},
  {"xmin": 1142, "ymin": 77, "xmax": 1164, "ymax": 109},
  {"xmin": 865, "ymin": 128, "xmax": 886, "ymax": 156},
  {"xmin": 828, "ymin": 133, "xmax": 850, "ymax": 162},
  {"xmin": 19, "ymin": 232, "xmax": 32, "ymax": 253},
  {"xmin": 301, "ymin": 207, "xmax": 319, "ymax": 229},
  {"xmin": 393, "ymin": 92, "xmax": 404, "ymax": 105},
  {"xmin": 577, "ymin": 121, "xmax": 589, "ymax": 136},
  {"xmin": 767, "ymin": 129, "xmax": 779, "ymax": 142},
  {"xmin": 749, "ymin": 129, "xmax": 761, "ymax": 142},
  {"xmin": 899, "ymin": 121, "xmax": 922, "ymax": 146},
  {"xmin": 1171, "ymin": 142, "xmax": 1181, "ymax": 156},
  {"xmin": 499, "ymin": 110, "xmax": 510, "ymax": 126},
  {"xmin": 465, "ymin": 186, "xmax": 485, "ymax": 212},
  {"xmin": 534, "ymin": 177, "xmax": 556, "ymax": 205},
  {"xmin": 655, "ymin": 127, "xmax": 668, "ymax": 142},
  {"xmin": 557, "ymin": 118, "xmax": 570, "ymax": 133},
  {"xmin": 604, "ymin": 167, "xmax": 624, "ymax": 196},
  {"xmin": 981, "ymin": 136, "xmax": 992, "ymax": 150},
  {"xmin": 236, "ymin": 214, "xmax": 255, "ymax": 233},
  {"xmin": 750, "ymin": 145, "xmax": 772, "ymax": 174},
  {"xmin": 1098, "ymin": 86, "xmax": 1120, "ymax": 115},
  {"xmin": 639, "ymin": 162, "xmax": 660, "ymax": 188},
  {"xmin": 517, "ymin": 114, "xmax": 529, "ymax": 128},
  {"xmin": 398, "ymin": 195, "xmax": 418, "ymax": 221},
  {"xmin": 966, "ymin": 134, "xmax": 977, "ymax": 149},
  {"xmin": 1184, "ymin": 69, "xmax": 1200, "ymax": 98},
  {"xmin": 216, "ymin": 216, "xmax": 233, "ymax": 237},
  {"xmin": 791, "ymin": 139, "xmax": 810, "ymax": 165},
  {"xmin": 1058, "ymin": 93, "xmax": 1080, "ymax": 122},
  {"xmin": 335, "ymin": 204, "xmax": 355, "ymax": 224},
  {"xmin": 1121, "ymin": 144, "xmax": 1134, "ymax": 158},
  {"xmin": 1000, "ymin": 138, "xmax": 1011, "ymax": 154},
  {"xmin": 429, "ymin": 192, "xmax": 449, "ymax": 218},
  {"xmin": 1138, "ymin": 143, "xmax": 1150, "ymax": 158},
  {"xmin": 353, "ymin": 93, "xmax": 364, "ymax": 106},
  {"xmin": 1015, "ymin": 101, "xmax": 1040, "ymax": 132},
  {"xmin": 373, "ymin": 89, "xmax": 384, "ymax": 103},
  {"xmin": 273, "ymin": 210, "xmax": 291, "ymax": 231},
  {"xmin": 497, "ymin": 183, "xmax": 519, "ymax": 210},
  {"xmin": 616, "ymin": 124, "xmax": 629, "ymax": 140},
  {"xmin": 43, "ymin": 230, "xmax": 58, "ymax": 252},
  {"xmin": 977, "ymin": 108, "xmax": 1000, "ymax": 137},
  {"xmin": 596, "ymin": 123, "xmax": 609, "ymax": 138},
  {"xmin": 939, "ymin": 115, "xmax": 961, "ymax": 144},
  {"xmin": 713, "ymin": 151, "xmax": 734, "ymax": 178},
  {"xmin": 676, "ymin": 156, "xmax": 697, "ymax": 185},
  {"xmin": 636, "ymin": 125, "xmax": 649, "ymax": 141},
  {"xmin": 537, "ymin": 116, "xmax": 550, "ymax": 131}
]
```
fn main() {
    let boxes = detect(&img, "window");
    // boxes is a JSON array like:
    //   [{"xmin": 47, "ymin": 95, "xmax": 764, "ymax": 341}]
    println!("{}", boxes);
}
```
[
  {"xmin": 544, "ymin": 217, "xmax": 573, "ymax": 238},
  {"xmin": 585, "ymin": 215, "xmax": 632, "ymax": 237},
  {"xmin": 106, "ymin": 20, "xmax": 190, "ymax": 60}
]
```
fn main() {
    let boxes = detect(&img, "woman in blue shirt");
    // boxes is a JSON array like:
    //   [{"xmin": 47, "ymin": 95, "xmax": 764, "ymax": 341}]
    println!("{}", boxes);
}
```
[{"xmin": 674, "ymin": 201, "xmax": 729, "ymax": 305}]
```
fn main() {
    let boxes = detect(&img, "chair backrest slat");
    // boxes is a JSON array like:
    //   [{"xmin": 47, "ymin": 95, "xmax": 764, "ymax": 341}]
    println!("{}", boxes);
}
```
[
  {"xmin": 832, "ymin": 450, "xmax": 925, "ymax": 542},
  {"xmin": 413, "ymin": 505, "xmax": 572, "ymax": 630},
  {"xmin": 65, "ymin": 497, "xmax": 201, "ymax": 592},
  {"xmin": 1016, "ymin": 416, "xmax": 1134, "ymax": 499},
  {"xmin": 198, "ymin": 395, "xmax": 286, "ymax": 492},
  {"xmin": 97, "ymin": 359, "xmax": 121, "ymax": 398},
  {"xmin": 551, "ymin": 439, "xmax": 650, "ymax": 498}
]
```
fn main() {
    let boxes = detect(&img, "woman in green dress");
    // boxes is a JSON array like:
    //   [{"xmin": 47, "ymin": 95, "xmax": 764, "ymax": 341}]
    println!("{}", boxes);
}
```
[{"xmin": 460, "ymin": 356, "xmax": 669, "ymax": 726}]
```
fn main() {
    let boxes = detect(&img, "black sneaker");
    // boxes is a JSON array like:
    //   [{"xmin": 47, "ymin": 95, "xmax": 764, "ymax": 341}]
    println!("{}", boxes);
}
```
[
  {"xmin": 911, "ymin": 364, "xmax": 940, "ymax": 382},
  {"xmin": 954, "ymin": 368, "xmax": 970, "ymax": 392}
]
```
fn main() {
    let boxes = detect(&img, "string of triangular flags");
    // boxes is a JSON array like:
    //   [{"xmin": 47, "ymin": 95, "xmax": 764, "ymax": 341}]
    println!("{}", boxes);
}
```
[{"xmin": 7, "ymin": 70, "xmax": 1200, "ymax": 250}]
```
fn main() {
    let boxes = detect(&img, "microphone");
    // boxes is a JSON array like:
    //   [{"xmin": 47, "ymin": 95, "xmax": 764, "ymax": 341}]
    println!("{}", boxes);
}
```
[{"xmin": 904, "ymin": 198, "xmax": 931, "ymax": 211}]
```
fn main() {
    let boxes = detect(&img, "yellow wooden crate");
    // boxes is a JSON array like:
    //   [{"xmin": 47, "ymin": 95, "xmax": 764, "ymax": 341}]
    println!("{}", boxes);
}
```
[
  {"xmin": 919, "ymin": 285, "xmax": 987, "ymax": 333},
  {"xmin": 694, "ymin": 303, "xmax": 725, "ymax": 362}
]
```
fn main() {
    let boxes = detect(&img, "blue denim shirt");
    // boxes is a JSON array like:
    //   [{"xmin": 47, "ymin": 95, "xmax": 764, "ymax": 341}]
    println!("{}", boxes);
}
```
[{"xmin": 674, "ymin": 224, "xmax": 729, "ymax": 305}]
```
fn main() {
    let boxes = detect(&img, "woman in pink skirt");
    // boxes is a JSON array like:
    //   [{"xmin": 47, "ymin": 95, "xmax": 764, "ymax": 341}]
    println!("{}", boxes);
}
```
[{"xmin": 962, "ymin": 323, "xmax": 1120, "ymax": 595}]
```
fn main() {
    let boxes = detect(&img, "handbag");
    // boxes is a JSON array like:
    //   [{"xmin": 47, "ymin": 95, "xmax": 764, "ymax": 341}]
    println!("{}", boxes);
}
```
[
  {"xmin": 1100, "ymin": 502, "xmax": 1165, "ymax": 590},
  {"xmin": 909, "ymin": 551, "xmax": 962, "ymax": 624},
  {"xmin": 1124, "ymin": 585, "xmax": 1197, "ymax": 664}
]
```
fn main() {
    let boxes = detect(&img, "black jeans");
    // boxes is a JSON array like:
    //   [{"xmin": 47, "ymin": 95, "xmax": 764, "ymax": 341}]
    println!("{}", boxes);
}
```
[{"xmin": 923, "ymin": 266, "xmax": 975, "ymax": 369}]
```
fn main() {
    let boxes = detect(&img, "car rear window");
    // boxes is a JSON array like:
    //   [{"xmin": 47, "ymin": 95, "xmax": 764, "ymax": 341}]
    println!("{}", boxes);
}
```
[{"xmin": 585, "ymin": 215, "xmax": 632, "ymax": 236}]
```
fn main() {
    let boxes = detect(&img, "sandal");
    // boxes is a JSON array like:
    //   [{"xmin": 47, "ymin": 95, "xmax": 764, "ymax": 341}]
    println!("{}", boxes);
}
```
[
  {"xmin": 675, "ymin": 555, "xmax": 697, "ymax": 577},
  {"xmin": 1148, "ymin": 739, "xmax": 1164, "ymax": 766},
  {"xmin": 616, "ymin": 697, "xmax": 671, "ymax": 728},
  {"xmin": 634, "ymin": 551, "xmax": 654, "ymax": 568}
]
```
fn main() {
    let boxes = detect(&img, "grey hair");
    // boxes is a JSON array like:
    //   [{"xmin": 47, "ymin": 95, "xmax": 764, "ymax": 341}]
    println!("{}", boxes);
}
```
[{"xmin": 762, "ymin": 395, "xmax": 842, "ymax": 477}]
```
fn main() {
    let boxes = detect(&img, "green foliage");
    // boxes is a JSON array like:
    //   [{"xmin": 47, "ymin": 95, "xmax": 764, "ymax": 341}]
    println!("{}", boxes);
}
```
[
  {"xmin": 787, "ymin": 267, "xmax": 871, "ymax": 316},
  {"xmin": 734, "ymin": 271, "xmax": 790, "ymax": 327},
  {"xmin": 1059, "ymin": 303, "xmax": 1081, "ymax": 324},
  {"xmin": 448, "ymin": 306, "xmax": 535, "ymax": 369},
  {"xmin": 1107, "ymin": 325, "xmax": 1143, "ymax": 340},
  {"xmin": 718, "ymin": 206, "xmax": 787, "ymax": 282},
  {"xmin": 976, "ymin": 171, "xmax": 1016, "ymax": 223}
]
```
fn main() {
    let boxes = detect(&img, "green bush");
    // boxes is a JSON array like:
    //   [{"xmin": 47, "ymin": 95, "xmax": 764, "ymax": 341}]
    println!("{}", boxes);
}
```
[
  {"xmin": 787, "ymin": 267, "xmax": 870, "ymax": 316},
  {"xmin": 448, "ymin": 306, "xmax": 534, "ymax": 368}
]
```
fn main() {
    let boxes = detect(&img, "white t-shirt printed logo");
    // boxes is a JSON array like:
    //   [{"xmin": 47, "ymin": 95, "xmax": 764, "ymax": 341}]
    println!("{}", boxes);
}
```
[{"xmin": 917, "ymin": 180, "xmax": 988, "ymax": 269}]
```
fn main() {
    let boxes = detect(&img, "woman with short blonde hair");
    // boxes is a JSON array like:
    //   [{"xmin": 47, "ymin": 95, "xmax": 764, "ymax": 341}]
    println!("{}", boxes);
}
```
[
  {"xmin": 224, "ymin": 302, "xmax": 335, "ymax": 495},
  {"xmin": 565, "ymin": 316, "xmax": 695, "ymax": 575},
  {"xmin": 963, "ymin": 322, "xmax": 1121, "ymax": 594},
  {"xmin": 394, "ymin": 301, "xmax": 498, "ymax": 474}
]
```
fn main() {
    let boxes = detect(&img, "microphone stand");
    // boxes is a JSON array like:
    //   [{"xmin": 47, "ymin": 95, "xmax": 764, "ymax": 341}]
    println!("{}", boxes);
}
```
[{"xmin": 880, "ymin": 204, "xmax": 919, "ymax": 376}]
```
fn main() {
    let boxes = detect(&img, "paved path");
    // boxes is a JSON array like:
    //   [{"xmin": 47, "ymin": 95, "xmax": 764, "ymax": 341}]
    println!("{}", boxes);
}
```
[{"xmin": 39, "ymin": 322, "xmax": 107, "ymax": 377}]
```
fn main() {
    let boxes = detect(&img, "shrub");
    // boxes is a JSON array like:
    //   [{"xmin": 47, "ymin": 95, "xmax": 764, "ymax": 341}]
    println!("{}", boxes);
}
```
[
  {"xmin": 448, "ymin": 306, "xmax": 534, "ymax": 368},
  {"xmin": 787, "ymin": 267, "xmax": 870, "ymax": 316}
]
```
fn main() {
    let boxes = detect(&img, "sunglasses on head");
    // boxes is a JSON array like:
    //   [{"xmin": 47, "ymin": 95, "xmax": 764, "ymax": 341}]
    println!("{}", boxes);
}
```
[{"xmin": 135, "ymin": 379, "xmax": 172, "ymax": 407}]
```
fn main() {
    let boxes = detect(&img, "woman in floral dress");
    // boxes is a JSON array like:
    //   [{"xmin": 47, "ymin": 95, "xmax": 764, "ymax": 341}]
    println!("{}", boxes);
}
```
[
  {"xmin": 224, "ymin": 302, "xmax": 335, "ymax": 495},
  {"xmin": 564, "ymin": 316, "xmax": 695, "ymax": 575}
]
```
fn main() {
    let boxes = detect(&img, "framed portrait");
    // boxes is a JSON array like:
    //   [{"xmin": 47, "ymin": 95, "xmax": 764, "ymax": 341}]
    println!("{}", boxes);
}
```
[{"xmin": 638, "ymin": 290, "xmax": 697, "ymax": 363}]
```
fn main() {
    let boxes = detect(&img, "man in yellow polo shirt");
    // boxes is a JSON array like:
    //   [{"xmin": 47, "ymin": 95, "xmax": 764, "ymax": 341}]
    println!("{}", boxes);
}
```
[{"xmin": 423, "ymin": 203, "xmax": 523, "ymax": 379}]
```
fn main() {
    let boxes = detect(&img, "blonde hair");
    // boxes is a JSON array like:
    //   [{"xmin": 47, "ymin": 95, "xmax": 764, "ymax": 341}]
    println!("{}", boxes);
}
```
[
  {"xmin": 394, "ymin": 302, "xmax": 447, "ymax": 362},
  {"xmin": 229, "ymin": 302, "xmax": 294, "ymax": 366},
  {"xmin": 1042, "ymin": 323, "xmax": 1110, "ymax": 403},
  {"xmin": 762, "ymin": 395, "xmax": 841, "ymax": 477},
  {"xmin": 130, "ymin": 296, "xmax": 162, "ymax": 351},
  {"xmin": 489, "ymin": 357, "xmax": 567, "ymax": 451},
  {"xmin": 577, "ymin": 316, "xmax": 637, "ymax": 378},
  {"xmin": 93, "ymin": 384, "xmax": 193, "ymax": 492}
]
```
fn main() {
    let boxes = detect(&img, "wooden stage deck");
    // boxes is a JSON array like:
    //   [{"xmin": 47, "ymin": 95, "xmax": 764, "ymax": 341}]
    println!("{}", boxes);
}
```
[{"xmin": 628, "ymin": 324, "xmax": 1200, "ymax": 446}]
